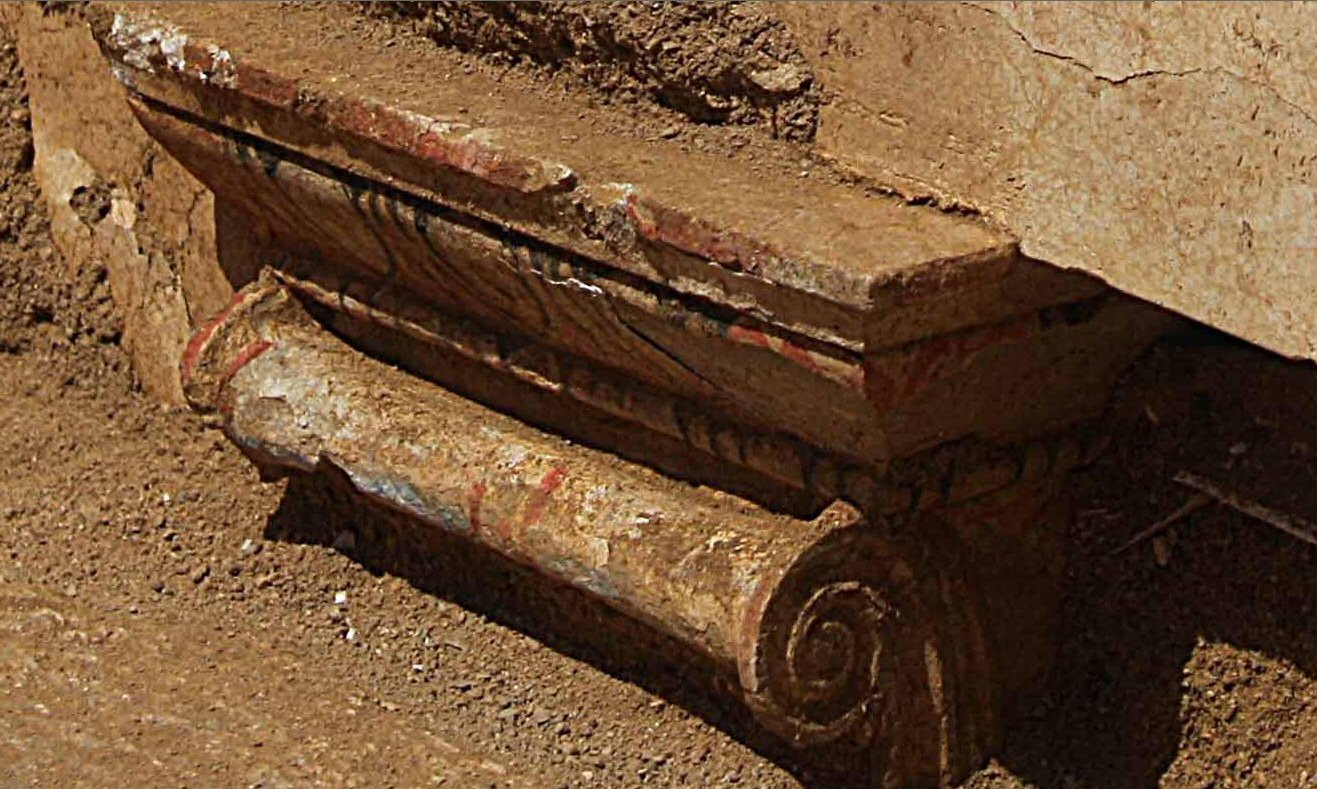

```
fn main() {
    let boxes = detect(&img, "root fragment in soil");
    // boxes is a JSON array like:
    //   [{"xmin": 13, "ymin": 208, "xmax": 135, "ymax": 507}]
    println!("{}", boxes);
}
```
[
  {"xmin": 1175, "ymin": 471, "xmax": 1317, "ymax": 549},
  {"xmin": 1110, "ymin": 491, "xmax": 1213, "ymax": 556}
]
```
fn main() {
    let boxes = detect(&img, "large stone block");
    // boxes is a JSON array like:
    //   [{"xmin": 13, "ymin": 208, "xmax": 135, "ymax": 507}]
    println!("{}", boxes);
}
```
[{"xmin": 773, "ymin": 2, "xmax": 1316, "ymax": 361}]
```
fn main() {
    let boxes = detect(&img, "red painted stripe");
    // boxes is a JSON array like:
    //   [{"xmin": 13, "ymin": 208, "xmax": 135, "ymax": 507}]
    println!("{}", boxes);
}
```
[
  {"xmin": 778, "ymin": 338, "xmax": 825, "ymax": 376},
  {"xmin": 519, "ymin": 465, "xmax": 569, "ymax": 530},
  {"xmin": 624, "ymin": 194, "xmax": 659, "ymax": 240},
  {"xmin": 180, "ymin": 289, "xmax": 258, "ymax": 388},
  {"xmin": 726, "ymin": 323, "xmax": 771, "ymax": 349},
  {"xmin": 214, "ymin": 339, "xmax": 275, "ymax": 417},
  {"xmin": 220, "ymin": 339, "xmax": 274, "ymax": 389}
]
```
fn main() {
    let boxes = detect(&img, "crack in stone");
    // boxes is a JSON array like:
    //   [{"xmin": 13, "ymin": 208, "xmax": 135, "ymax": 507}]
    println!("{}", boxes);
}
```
[{"xmin": 970, "ymin": 3, "xmax": 1316, "ymax": 127}]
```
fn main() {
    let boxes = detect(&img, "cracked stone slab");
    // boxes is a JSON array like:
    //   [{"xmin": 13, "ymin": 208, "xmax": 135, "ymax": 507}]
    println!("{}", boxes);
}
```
[{"xmin": 774, "ymin": 1, "xmax": 1317, "ymax": 361}]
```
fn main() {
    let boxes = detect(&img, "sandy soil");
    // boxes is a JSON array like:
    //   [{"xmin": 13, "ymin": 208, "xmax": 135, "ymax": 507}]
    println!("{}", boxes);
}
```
[{"xmin": 5, "ymin": 13, "xmax": 1317, "ymax": 789}]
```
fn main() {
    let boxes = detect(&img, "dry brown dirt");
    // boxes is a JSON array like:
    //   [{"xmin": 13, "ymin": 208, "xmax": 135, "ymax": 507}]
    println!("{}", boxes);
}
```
[
  {"xmin": 5, "ymin": 12, "xmax": 1317, "ymax": 789},
  {"xmin": 366, "ymin": 2, "xmax": 819, "ymax": 142}
]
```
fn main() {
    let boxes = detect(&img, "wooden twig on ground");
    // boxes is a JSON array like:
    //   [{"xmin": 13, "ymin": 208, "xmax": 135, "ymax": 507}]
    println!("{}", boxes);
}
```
[
  {"xmin": 1174, "ymin": 471, "xmax": 1317, "ymax": 548},
  {"xmin": 1110, "ymin": 491, "xmax": 1213, "ymax": 556}
]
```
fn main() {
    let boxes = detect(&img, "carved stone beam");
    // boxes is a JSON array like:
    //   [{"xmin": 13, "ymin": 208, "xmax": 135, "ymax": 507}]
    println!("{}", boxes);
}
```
[{"xmin": 183, "ymin": 279, "xmax": 1003, "ymax": 785}]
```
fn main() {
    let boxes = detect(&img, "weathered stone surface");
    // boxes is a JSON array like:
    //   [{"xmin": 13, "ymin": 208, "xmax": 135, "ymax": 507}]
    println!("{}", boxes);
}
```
[
  {"xmin": 14, "ymin": 4, "xmax": 230, "ymax": 403},
  {"xmin": 185, "ymin": 278, "xmax": 1070, "ymax": 787},
  {"xmin": 773, "ymin": 2, "xmax": 1317, "ymax": 361}
]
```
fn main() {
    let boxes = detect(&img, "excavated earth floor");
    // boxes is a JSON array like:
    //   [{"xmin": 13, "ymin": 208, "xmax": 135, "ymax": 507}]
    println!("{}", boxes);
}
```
[{"xmin": 5, "ymin": 15, "xmax": 1317, "ymax": 789}]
